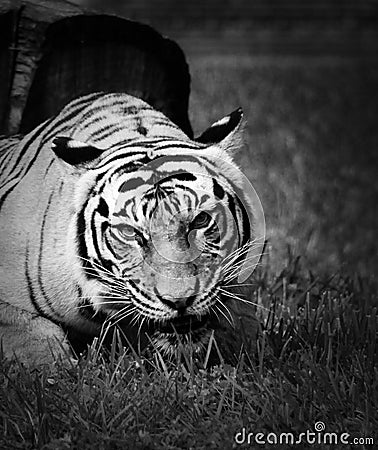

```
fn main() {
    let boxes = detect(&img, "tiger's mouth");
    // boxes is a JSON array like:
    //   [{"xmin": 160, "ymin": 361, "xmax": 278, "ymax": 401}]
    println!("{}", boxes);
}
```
[{"xmin": 153, "ymin": 313, "xmax": 210, "ymax": 335}]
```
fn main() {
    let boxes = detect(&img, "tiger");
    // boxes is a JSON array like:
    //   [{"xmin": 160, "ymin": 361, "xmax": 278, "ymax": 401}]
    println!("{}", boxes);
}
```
[{"xmin": 0, "ymin": 92, "xmax": 264, "ymax": 364}]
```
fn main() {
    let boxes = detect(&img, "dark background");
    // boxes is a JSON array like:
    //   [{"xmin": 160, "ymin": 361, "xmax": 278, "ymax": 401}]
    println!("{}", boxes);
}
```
[{"xmin": 73, "ymin": 0, "xmax": 378, "ymax": 279}]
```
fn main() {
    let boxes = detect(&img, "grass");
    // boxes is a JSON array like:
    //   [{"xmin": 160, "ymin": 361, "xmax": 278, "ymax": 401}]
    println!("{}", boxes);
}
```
[
  {"xmin": 1, "ymin": 42, "xmax": 378, "ymax": 449},
  {"xmin": 1, "ymin": 258, "xmax": 377, "ymax": 449}
]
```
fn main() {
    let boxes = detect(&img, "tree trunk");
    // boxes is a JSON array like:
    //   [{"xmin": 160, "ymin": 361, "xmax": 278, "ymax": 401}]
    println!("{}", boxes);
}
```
[{"xmin": 0, "ymin": 0, "xmax": 192, "ymax": 137}]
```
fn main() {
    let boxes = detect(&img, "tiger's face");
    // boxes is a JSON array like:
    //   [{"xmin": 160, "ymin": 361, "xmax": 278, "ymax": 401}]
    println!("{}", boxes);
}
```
[
  {"xmin": 53, "ymin": 106, "xmax": 265, "ymax": 353},
  {"xmin": 107, "ymin": 171, "xmax": 238, "ymax": 314},
  {"xmin": 92, "ymin": 159, "xmax": 246, "ymax": 351}
]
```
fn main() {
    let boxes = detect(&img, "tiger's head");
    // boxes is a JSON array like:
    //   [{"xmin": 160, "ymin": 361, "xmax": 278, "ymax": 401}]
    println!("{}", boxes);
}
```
[{"xmin": 52, "ymin": 103, "xmax": 265, "ymax": 354}]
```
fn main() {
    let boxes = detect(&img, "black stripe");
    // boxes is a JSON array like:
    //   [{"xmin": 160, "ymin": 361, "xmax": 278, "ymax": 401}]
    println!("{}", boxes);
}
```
[
  {"xmin": 37, "ymin": 190, "xmax": 64, "ymax": 320},
  {"xmin": 91, "ymin": 234, "xmax": 114, "ymax": 276},
  {"xmin": 0, "ymin": 124, "xmax": 47, "ymax": 189},
  {"xmin": 162, "ymin": 184, "xmax": 197, "ymax": 198},
  {"xmin": 155, "ymin": 142, "xmax": 202, "ymax": 151},
  {"xmin": 75, "ymin": 99, "xmax": 134, "ymax": 132},
  {"xmin": 77, "ymin": 202, "xmax": 92, "ymax": 278},
  {"xmin": 74, "ymin": 164, "xmax": 144, "ymax": 266},
  {"xmin": 0, "ymin": 121, "xmax": 53, "ymax": 211},
  {"xmin": 91, "ymin": 211, "xmax": 105, "ymax": 264},
  {"xmin": 158, "ymin": 172, "xmax": 197, "ymax": 183},
  {"xmin": 25, "ymin": 243, "xmax": 59, "ymax": 325},
  {"xmin": 89, "ymin": 123, "xmax": 115, "ymax": 140},
  {"xmin": 226, "ymin": 193, "xmax": 240, "ymax": 244},
  {"xmin": 213, "ymin": 179, "xmax": 225, "ymax": 199},
  {"xmin": 97, "ymin": 198, "xmax": 109, "ymax": 217},
  {"xmin": 153, "ymin": 120, "xmax": 178, "ymax": 129},
  {"xmin": 97, "ymin": 150, "xmax": 148, "ymax": 168},
  {"xmin": 44, "ymin": 159, "xmax": 55, "ymax": 178},
  {"xmin": 235, "ymin": 195, "xmax": 251, "ymax": 246},
  {"xmin": 0, "ymin": 145, "xmax": 17, "ymax": 171},
  {"xmin": 11, "ymin": 119, "xmax": 53, "ymax": 175},
  {"xmin": 77, "ymin": 186, "xmax": 114, "ymax": 278},
  {"xmin": 128, "ymin": 280, "xmax": 161, "ymax": 311},
  {"xmin": 40, "ymin": 93, "xmax": 104, "ymax": 143},
  {"xmin": 122, "ymin": 105, "xmax": 151, "ymax": 115},
  {"xmin": 142, "ymin": 199, "xmax": 149, "ymax": 217},
  {"xmin": 98, "ymin": 137, "xmax": 199, "ymax": 167}
]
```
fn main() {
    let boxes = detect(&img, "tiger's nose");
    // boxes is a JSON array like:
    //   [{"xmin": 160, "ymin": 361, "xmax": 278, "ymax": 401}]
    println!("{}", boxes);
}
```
[{"xmin": 158, "ymin": 294, "xmax": 196, "ymax": 312}]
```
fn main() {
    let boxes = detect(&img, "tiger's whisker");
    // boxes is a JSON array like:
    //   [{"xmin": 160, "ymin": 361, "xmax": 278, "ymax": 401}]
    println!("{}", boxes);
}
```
[
  {"xmin": 221, "ymin": 250, "xmax": 268, "ymax": 273},
  {"xmin": 137, "ymin": 316, "xmax": 147, "ymax": 338},
  {"xmin": 76, "ymin": 300, "xmax": 130, "ymax": 309},
  {"xmin": 213, "ymin": 300, "xmax": 234, "ymax": 328},
  {"xmin": 222, "ymin": 283, "xmax": 254, "ymax": 288},
  {"xmin": 218, "ymin": 288, "xmax": 269, "ymax": 311},
  {"xmin": 218, "ymin": 288, "xmax": 246, "ymax": 300},
  {"xmin": 109, "ymin": 306, "xmax": 138, "ymax": 326},
  {"xmin": 216, "ymin": 297, "xmax": 235, "ymax": 327}
]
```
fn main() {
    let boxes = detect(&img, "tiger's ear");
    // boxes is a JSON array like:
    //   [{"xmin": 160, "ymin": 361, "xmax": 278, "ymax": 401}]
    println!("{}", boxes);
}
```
[
  {"xmin": 196, "ymin": 108, "xmax": 244, "ymax": 148},
  {"xmin": 52, "ymin": 137, "xmax": 104, "ymax": 167}
]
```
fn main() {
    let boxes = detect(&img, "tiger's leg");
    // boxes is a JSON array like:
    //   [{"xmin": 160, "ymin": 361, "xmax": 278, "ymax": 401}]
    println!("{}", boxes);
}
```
[{"xmin": 0, "ymin": 302, "xmax": 72, "ymax": 366}]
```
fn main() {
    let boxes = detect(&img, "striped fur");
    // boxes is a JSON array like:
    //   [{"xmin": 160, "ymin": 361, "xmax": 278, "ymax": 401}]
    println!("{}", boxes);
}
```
[{"xmin": 0, "ymin": 93, "xmax": 256, "ymax": 358}]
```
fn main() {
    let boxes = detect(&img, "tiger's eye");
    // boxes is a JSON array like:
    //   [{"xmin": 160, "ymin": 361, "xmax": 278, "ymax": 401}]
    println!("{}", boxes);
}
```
[
  {"xmin": 190, "ymin": 211, "xmax": 211, "ymax": 230},
  {"xmin": 116, "ymin": 224, "xmax": 135, "ymax": 239},
  {"xmin": 113, "ymin": 224, "xmax": 148, "ymax": 247}
]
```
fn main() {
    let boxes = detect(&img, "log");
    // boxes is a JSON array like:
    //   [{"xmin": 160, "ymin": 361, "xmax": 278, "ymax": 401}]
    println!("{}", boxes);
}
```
[{"xmin": 0, "ymin": 0, "xmax": 192, "ymax": 137}]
